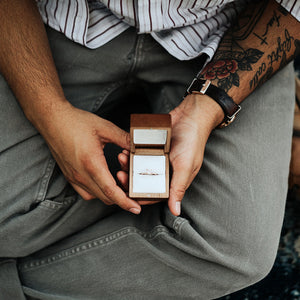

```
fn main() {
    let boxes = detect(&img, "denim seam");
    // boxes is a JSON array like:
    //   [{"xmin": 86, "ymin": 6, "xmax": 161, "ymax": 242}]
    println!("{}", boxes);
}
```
[
  {"xmin": 173, "ymin": 217, "xmax": 189, "ymax": 235},
  {"xmin": 39, "ymin": 197, "xmax": 77, "ymax": 210},
  {"xmin": 0, "ymin": 258, "xmax": 15, "ymax": 265},
  {"xmin": 19, "ymin": 225, "xmax": 169, "ymax": 272},
  {"xmin": 35, "ymin": 157, "xmax": 56, "ymax": 203},
  {"xmin": 133, "ymin": 34, "xmax": 145, "ymax": 75},
  {"xmin": 127, "ymin": 34, "xmax": 145, "ymax": 77},
  {"xmin": 91, "ymin": 82, "xmax": 124, "ymax": 113}
]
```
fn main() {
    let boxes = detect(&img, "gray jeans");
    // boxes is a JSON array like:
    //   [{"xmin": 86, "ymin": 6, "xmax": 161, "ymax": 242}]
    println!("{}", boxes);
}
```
[{"xmin": 0, "ymin": 27, "xmax": 295, "ymax": 300}]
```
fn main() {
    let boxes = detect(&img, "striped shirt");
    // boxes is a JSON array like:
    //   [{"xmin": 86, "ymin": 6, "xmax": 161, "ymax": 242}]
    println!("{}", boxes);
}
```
[{"xmin": 37, "ymin": 0, "xmax": 300, "ymax": 61}]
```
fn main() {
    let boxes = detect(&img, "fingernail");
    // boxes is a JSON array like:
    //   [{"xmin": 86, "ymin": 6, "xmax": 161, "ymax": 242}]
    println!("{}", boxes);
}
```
[
  {"xmin": 129, "ymin": 207, "xmax": 141, "ymax": 215},
  {"xmin": 175, "ymin": 201, "xmax": 181, "ymax": 215}
]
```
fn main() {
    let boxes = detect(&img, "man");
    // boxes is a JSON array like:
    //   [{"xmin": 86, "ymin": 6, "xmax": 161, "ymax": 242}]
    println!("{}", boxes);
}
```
[{"xmin": 0, "ymin": 0, "xmax": 299, "ymax": 299}]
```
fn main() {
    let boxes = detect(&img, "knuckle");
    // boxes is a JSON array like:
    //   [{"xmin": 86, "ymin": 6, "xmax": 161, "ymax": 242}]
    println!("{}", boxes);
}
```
[
  {"xmin": 125, "ymin": 132, "xmax": 131, "ymax": 147},
  {"xmin": 191, "ymin": 165, "xmax": 200, "ymax": 176},
  {"xmin": 173, "ymin": 184, "xmax": 187, "ymax": 198},
  {"xmin": 81, "ymin": 155, "xmax": 100, "ymax": 177},
  {"xmin": 80, "ymin": 155, "xmax": 93, "ymax": 172},
  {"xmin": 70, "ymin": 169, "xmax": 84, "ymax": 185},
  {"xmin": 102, "ymin": 184, "xmax": 116, "ymax": 199},
  {"xmin": 118, "ymin": 129, "xmax": 130, "ymax": 148}
]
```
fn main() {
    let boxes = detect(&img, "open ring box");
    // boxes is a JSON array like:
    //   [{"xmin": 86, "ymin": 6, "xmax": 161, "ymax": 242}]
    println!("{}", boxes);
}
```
[{"xmin": 129, "ymin": 114, "xmax": 171, "ymax": 200}]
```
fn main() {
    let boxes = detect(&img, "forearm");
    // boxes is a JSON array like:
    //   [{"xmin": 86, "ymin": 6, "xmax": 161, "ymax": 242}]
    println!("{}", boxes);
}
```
[
  {"xmin": 200, "ymin": 0, "xmax": 300, "ymax": 105},
  {"xmin": 0, "ymin": 0, "xmax": 68, "ymax": 128}
]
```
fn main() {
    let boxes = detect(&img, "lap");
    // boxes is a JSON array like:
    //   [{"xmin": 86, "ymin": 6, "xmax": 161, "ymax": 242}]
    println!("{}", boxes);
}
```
[
  {"xmin": 0, "ymin": 27, "xmax": 295, "ymax": 299},
  {"xmin": 19, "ymin": 68, "xmax": 295, "ymax": 300}
]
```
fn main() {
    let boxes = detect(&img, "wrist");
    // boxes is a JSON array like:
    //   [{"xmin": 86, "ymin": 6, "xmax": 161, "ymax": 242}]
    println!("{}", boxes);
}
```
[
  {"xmin": 26, "ymin": 96, "xmax": 72, "ymax": 133},
  {"xmin": 186, "ymin": 93, "xmax": 225, "ymax": 129},
  {"xmin": 185, "ymin": 78, "xmax": 241, "ymax": 128}
]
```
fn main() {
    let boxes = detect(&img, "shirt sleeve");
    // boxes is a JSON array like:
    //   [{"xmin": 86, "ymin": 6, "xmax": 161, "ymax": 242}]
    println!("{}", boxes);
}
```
[{"xmin": 275, "ymin": 0, "xmax": 300, "ymax": 21}]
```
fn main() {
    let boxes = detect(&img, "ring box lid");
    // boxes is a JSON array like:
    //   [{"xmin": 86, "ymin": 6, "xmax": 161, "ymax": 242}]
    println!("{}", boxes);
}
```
[{"xmin": 130, "ymin": 114, "xmax": 171, "ymax": 153}]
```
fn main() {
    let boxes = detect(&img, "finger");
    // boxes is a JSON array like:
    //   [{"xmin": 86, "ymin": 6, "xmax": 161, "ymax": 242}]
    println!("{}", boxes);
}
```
[
  {"xmin": 91, "ymin": 155, "xmax": 141, "ymax": 214},
  {"xmin": 71, "ymin": 177, "xmax": 114, "ymax": 205},
  {"xmin": 116, "ymin": 171, "xmax": 129, "ymax": 191},
  {"xmin": 71, "ymin": 182, "xmax": 96, "ymax": 201},
  {"xmin": 168, "ymin": 164, "xmax": 192, "ymax": 216},
  {"xmin": 118, "ymin": 152, "xmax": 129, "ymax": 172},
  {"xmin": 50, "ymin": 147, "xmax": 114, "ymax": 205},
  {"xmin": 122, "ymin": 149, "xmax": 130, "ymax": 155},
  {"xmin": 99, "ymin": 120, "xmax": 130, "ymax": 150}
]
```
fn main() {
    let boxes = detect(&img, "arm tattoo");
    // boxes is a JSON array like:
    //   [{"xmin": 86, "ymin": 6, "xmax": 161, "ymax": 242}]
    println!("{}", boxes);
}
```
[{"xmin": 199, "ymin": 0, "xmax": 299, "ymax": 101}]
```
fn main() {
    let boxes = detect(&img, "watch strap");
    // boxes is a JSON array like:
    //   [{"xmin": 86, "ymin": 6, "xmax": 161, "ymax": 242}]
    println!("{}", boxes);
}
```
[{"xmin": 185, "ymin": 78, "xmax": 241, "ymax": 128}]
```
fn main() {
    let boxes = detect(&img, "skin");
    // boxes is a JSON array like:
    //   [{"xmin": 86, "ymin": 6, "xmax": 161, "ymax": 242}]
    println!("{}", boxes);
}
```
[
  {"xmin": 119, "ymin": 0, "xmax": 300, "ymax": 214},
  {"xmin": 0, "ymin": 0, "xmax": 299, "ymax": 216}
]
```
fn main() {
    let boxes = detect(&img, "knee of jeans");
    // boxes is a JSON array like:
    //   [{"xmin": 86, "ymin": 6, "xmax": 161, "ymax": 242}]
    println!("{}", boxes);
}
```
[
  {"xmin": 205, "ymin": 237, "xmax": 276, "ymax": 295},
  {"xmin": 218, "ymin": 231, "xmax": 278, "ymax": 292},
  {"xmin": 175, "ymin": 216, "xmax": 278, "ymax": 294},
  {"xmin": 233, "ymin": 242, "xmax": 277, "ymax": 289}
]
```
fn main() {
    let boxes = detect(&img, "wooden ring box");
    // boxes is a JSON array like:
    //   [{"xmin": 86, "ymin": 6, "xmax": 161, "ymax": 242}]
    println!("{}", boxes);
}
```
[{"xmin": 129, "ymin": 114, "xmax": 171, "ymax": 200}]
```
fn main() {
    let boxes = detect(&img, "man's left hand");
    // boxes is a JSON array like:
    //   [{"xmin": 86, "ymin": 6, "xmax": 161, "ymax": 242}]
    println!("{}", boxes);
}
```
[{"xmin": 117, "ymin": 94, "xmax": 224, "ymax": 216}]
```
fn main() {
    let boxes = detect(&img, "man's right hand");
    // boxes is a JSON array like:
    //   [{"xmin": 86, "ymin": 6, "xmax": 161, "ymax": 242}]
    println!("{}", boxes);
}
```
[
  {"xmin": 37, "ymin": 102, "xmax": 142, "ymax": 215},
  {"xmin": 0, "ymin": 0, "xmax": 141, "ymax": 215}
]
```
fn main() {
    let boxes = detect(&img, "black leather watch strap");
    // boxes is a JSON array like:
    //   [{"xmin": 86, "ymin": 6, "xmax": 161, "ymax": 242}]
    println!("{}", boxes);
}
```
[{"xmin": 185, "ymin": 78, "xmax": 241, "ymax": 128}]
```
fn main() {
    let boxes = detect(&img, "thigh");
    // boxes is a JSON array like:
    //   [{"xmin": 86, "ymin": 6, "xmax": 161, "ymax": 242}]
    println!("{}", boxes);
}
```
[
  {"xmin": 137, "ymin": 39, "xmax": 294, "ymax": 262},
  {"xmin": 0, "ymin": 28, "xmax": 141, "ymax": 258}
]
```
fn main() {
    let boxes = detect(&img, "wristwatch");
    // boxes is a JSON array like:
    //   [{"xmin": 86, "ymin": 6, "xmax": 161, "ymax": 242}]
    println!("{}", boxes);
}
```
[{"xmin": 185, "ymin": 78, "xmax": 241, "ymax": 128}]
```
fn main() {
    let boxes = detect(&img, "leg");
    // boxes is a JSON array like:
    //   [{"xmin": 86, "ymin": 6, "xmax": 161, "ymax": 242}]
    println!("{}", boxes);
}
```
[
  {"xmin": 0, "ymin": 28, "xmax": 139, "ymax": 259},
  {"xmin": 0, "ymin": 27, "xmax": 143, "ymax": 298},
  {"xmin": 17, "ymin": 33, "xmax": 295, "ymax": 299}
]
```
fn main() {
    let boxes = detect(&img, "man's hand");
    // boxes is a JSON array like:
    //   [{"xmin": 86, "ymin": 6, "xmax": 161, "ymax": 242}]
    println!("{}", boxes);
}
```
[
  {"xmin": 38, "ymin": 102, "xmax": 142, "ymax": 215},
  {"xmin": 167, "ymin": 94, "xmax": 224, "ymax": 216},
  {"xmin": 117, "ymin": 95, "xmax": 224, "ymax": 216}
]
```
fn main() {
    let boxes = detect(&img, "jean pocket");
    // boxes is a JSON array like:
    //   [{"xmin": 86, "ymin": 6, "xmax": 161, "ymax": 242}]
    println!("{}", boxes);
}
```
[{"xmin": 0, "ymin": 195, "xmax": 77, "ymax": 258}]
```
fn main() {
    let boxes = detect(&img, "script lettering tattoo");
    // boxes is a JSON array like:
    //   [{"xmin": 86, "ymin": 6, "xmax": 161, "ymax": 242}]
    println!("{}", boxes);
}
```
[
  {"xmin": 267, "ymin": 29, "xmax": 294, "ymax": 65},
  {"xmin": 250, "ymin": 30, "xmax": 295, "ymax": 89},
  {"xmin": 249, "ymin": 62, "xmax": 267, "ymax": 89},
  {"xmin": 262, "ymin": 10, "xmax": 281, "ymax": 37},
  {"xmin": 199, "ymin": 0, "xmax": 298, "ymax": 96},
  {"xmin": 255, "ymin": 66, "xmax": 273, "ymax": 88},
  {"xmin": 253, "ymin": 10, "xmax": 281, "ymax": 45}
]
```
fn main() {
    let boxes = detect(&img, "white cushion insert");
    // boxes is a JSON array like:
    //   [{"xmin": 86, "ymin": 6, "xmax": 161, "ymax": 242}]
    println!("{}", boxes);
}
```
[{"xmin": 132, "ymin": 155, "xmax": 166, "ymax": 194}]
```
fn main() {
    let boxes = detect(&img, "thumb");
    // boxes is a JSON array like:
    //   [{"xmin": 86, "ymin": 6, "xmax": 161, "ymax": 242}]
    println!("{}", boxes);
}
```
[{"xmin": 168, "ymin": 167, "xmax": 190, "ymax": 216}]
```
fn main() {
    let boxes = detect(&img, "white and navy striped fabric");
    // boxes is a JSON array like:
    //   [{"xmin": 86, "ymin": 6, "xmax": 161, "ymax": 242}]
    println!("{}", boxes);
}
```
[{"xmin": 37, "ymin": 0, "xmax": 300, "ymax": 61}]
